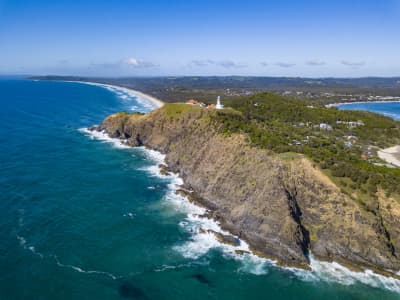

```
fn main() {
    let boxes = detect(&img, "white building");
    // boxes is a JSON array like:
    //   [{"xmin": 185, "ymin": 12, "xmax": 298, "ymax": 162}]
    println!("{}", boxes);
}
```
[
  {"xmin": 319, "ymin": 123, "xmax": 333, "ymax": 131},
  {"xmin": 216, "ymin": 96, "xmax": 224, "ymax": 109}
]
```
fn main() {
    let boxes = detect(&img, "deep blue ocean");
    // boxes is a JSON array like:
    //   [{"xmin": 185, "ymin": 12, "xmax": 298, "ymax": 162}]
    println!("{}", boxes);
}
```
[{"xmin": 1, "ymin": 79, "xmax": 400, "ymax": 299}]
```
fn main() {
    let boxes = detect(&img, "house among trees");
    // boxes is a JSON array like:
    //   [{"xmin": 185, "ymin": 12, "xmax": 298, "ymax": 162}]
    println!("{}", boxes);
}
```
[
  {"xmin": 319, "ymin": 123, "xmax": 333, "ymax": 131},
  {"xmin": 186, "ymin": 99, "xmax": 206, "ymax": 107},
  {"xmin": 336, "ymin": 120, "xmax": 365, "ymax": 128}
]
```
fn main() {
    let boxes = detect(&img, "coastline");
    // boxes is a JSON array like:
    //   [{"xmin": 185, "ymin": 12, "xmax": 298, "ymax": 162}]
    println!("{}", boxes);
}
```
[
  {"xmin": 81, "ymin": 125, "xmax": 400, "ymax": 293},
  {"xmin": 378, "ymin": 145, "xmax": 400, "ymax": 167},
  {"xmin": 326, "ymin": 100, "xmax": 400, "ymax": 108},
  {"xmin": 56, "ymin": 80, "xmax": 165, "ymax": 109},
  {"xmin": 76, "ymin": 85, "xmax": 400, "ymax": 292}
]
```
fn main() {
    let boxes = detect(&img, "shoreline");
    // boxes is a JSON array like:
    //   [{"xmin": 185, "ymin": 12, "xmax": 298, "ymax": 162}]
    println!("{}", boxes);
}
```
[
  {"xmin": 46, "ymin": 79, "xmax": 165, "ymax": 109},
  {"xmin": 378, "ymin": 145, "xmax": 400, "ymax": 167},
  {"xmin": 326, "ymin": 100, "xmax": 400, "ymax": 108},
  {"xmin": 82, "ymin": 126, "xmax": 400, "ymax": 292}
]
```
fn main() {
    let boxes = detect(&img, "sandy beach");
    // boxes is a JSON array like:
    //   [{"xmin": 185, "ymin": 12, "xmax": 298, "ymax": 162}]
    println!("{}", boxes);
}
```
[
  {"xmin": 378, "ymin": 145, "xmax": 400, "ymax": 167},
  {"xmin": 72, "ymin": 81, "xmax": 165, "ymax": 109}
]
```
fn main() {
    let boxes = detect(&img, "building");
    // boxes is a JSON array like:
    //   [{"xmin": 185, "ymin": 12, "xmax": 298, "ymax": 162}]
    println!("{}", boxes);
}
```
[
  {"xmin": 319, "ymin": 123, "xmax": 333, "ymax": 131},
  {"xmin": 344, "ymin": 141, "xmax": 353, "ymax": 148},
  {"xmin": 216, "ymin": 96, "xmax": 224, "ymax": 109},
  {"xmin": 186, "ymin": 99, "xmax": 206, "ymax": 107},
  {"xmin": 186, "ymin": 99, "xmax": 198, "ymax": 105},
  {"xmin": 336, "ymin": 120, "xmax": 365, "ymax": 128}
]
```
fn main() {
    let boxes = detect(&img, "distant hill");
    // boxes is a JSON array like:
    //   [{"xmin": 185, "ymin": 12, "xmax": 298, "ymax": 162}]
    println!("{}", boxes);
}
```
[{"xmin": 30, "ymin": 75, "xmax": 400, "ymax": 104}]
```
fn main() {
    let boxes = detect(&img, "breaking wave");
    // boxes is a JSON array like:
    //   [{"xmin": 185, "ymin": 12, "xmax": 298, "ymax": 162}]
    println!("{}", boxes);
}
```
[
  {"xmin": 79, "ymin": 128, "xmax": 131, "ymax": 149},
  {"xmin": 76, "ymin": 81, "xmax": 157, "ymax": 113},
  {"xmin": 80, "ymin": 125, "xmax": 400, "ymax": 293},
  {"xmin": 53, "ymin": 255, "xmax": 121, "ymax": 280},
  {"xmin": 141, "ymin": 147, "xmax": 400, "ymax": 291},
  {"xmin": 16, "ymin": 234, "xmax": 121, "ymax": 280}
]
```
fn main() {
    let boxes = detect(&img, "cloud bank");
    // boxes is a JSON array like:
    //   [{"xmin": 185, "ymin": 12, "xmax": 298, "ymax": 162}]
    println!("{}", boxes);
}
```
[
  {"xmin": 191, "ymin": 59, "xmax": 246, "ymax": 68},
  {"xmin": 275, "ymin": 62, "xmax": 296, "ymax": 68},
  {"xmin": 341, "ymin": 60, "xmax": 365, "ymax": 67},
  {"xmin": 126, "ymin": 57, "xmax": 158, "ymax": 68},
  {"xmin": 306, "ymin": 60, "xmax": 326, "ymax": 66}
]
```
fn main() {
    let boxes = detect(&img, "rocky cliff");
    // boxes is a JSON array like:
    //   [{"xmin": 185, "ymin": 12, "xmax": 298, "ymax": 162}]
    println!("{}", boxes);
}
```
[{"xmin": 93, "ymin": 104, "xmax": 400, "ymax": 277}]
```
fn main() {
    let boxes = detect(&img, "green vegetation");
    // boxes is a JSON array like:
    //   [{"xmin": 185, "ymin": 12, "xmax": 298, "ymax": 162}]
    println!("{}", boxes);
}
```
[
  {"xmin": 213, "ymin": 93, "xmax": 400, "ymax": 204},
  {"xmin": 162, "ymin": 103, "xmax": 203, "ymax": 119}
]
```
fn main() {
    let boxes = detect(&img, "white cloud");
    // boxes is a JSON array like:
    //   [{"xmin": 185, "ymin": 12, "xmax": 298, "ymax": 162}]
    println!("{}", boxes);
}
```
[
  {"xmin": 306, "ymin": 60, "xmax": 325, "ymax": 66},
  {"xmin": 276, "ymin": 62, "xmax": 296, "ymax": 68},
  {"xmin": 127, "ymin": 57, "xmax": 139, "ymax": 66},
  {"xmin": 191, "ymin": 59, "xmax": 214, "ymax": 67},
  {"xmin": 190, "ymin": 59, "xmax": 246, "ymax": 68},
  {"xmin": 341, "ymin": 60, "xmax": 365, "ymax": 67},
  {"xmin": 125, "ymin": 57, "xmax": 158, "ymax": 68}
]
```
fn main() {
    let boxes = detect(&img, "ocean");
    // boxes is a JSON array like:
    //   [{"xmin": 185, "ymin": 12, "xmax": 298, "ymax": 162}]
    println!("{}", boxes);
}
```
[
  {"xmin": 337, "ymin": 101, "xmax": 400, "ymax": 121},
  {"xmin": 1, "ymin": 79, "xmax": 400, "ymax": 299}
]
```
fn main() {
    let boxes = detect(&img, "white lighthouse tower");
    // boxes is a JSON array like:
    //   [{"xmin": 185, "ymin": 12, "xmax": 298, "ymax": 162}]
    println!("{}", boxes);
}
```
[{"xmin": 216, "ymin": 96, "xmax": 224, "ymax": 109}]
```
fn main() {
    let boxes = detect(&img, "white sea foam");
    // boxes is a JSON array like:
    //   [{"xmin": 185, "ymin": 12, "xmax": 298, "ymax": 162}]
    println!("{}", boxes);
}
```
[
  {"xmin": 53, "ymin": 255, "xmax": 120, "ymax": 280},
  {"xmin": 130, "ymin": 105, "xmax": 141, "ymax": 111},
  {"xmin": 174, "ymin": 214, "xmax": 400, "ymax": 293},
  {"xmin": 16, "ymin": 235, "xmax": 44, "ymax": 258},
  {"xmin": 79, "ymin": 128, "xmax": 131, "ymax": 149},
  {"xmin": 16, "ymin": 234, "xmax": 120, "ymax": 280},
  {"xmin": 149, "ymin": 148, "xmax": 400, "ymax": 290},
  {"xmin": 16, "ymin": 234, "xmax": 26, "ymax": 246},
  {"xmin": 307, "ymin": 256, "xmax": 400, "ymax": 293},
  {"xmin": 154, "ymin": 260, "xmax": 209, "ymax": 272},
  {"xmin": 80, "ymin": 124, "xmax": 400, "ymax": 292},
  {"xmin": 139, "ymin": 165, "xmax": 168, "ymax": 178},
  {"xmin": 163, "ymin": 184, "xmax": 201, "ymax": 215},
  {"xmin": 136, "ymin": 146, "xmax": 166, "ymax": 163},
  {"xmin": 135, "ymin": 145, "xmax": 271, "ymax": 275},
  {"xmin": 123, "ymin": 212, "xmax": 136, "ymax": 219},
  {"xmin": 71, "ymin": 81, "xmax": 163, "ymax": 112},
  {"xmin": 236, "ymin": 255, "xmax": 270, "ymax": 275},
  {"xmin": 173, "ymin": 211, "xmax": 271, "ymax": 275}
]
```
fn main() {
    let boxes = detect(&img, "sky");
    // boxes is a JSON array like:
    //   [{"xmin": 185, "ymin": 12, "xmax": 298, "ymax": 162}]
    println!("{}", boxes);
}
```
[{"xmin": 0, "ymin": 0, "xmax": 399, "ymax": 77}]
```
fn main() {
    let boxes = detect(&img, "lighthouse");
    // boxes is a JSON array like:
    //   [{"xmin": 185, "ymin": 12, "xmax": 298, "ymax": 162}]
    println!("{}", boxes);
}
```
[{"xmin": 216, "ymin": 96, "xmax": 224, "ymax": 109}]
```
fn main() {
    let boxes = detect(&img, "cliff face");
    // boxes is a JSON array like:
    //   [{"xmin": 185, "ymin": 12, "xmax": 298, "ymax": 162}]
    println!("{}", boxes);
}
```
[{"xmin": 95, "ymin": 105, "xmax": 400, "ymax": 275}]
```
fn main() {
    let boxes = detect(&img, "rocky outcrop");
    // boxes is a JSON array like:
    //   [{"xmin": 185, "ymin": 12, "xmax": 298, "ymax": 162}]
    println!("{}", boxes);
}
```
[{"xmin": 94, "ymin": 104, "xmax": 400, "ymax": 276}]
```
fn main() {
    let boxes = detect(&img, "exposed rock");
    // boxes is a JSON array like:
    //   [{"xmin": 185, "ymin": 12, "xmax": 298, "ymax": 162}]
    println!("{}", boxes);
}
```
[
  {"xmin": 98, "ymin": 104, "xmax": 400, "ymax": 276},
  {"xmin": 234, "ymin": 250, "xmax": 251, "ymax": 255},
  {"xmin": 88, "ymin": 125, "xmax": 99, "ymax": 132},
  {"xmin": 158, "ymin": 164, "xmax": 171, "ymax": 176},
  {"xmin": 207, "ymin": 230, "xmax": 240, "ymax": 247}
]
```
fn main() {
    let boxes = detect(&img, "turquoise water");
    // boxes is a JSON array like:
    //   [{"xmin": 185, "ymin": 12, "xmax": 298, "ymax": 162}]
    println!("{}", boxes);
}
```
[
  {"xmin": 1, "ymin": 80, "xmax": 400, "ymax": 299},
  {"xmin": 338, "ymin": 101, "xmax": 400, "ymax": 120}
]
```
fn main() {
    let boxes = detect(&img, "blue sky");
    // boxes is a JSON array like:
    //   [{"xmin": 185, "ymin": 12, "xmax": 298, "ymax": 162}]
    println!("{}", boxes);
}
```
[{"xmin": 0, "ymin": 0, "xmax": 399, "ymax": 77}]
